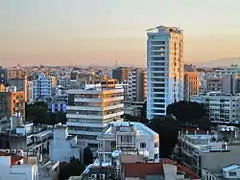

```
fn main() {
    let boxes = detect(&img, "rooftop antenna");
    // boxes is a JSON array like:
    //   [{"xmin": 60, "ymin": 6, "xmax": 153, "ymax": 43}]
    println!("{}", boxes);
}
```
[{"xmin": 115, "ymin": 59, "xmax": 119, "ymax": 68}]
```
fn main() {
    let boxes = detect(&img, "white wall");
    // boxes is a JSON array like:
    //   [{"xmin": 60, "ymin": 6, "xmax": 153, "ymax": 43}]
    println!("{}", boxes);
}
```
[
  {"xmin": 0, "ymin": 157, "xmax": 37, "ymax": 180},
  {"xmin": 50, "ymin": 127, "xmax": 80, "ymax": 162},
  {"xmin": 136, "ymin": 134, "xmax": 159, "ymax": 162}
]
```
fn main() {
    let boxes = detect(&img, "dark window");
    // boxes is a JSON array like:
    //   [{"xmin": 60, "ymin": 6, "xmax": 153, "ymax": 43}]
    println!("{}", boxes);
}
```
[{"xmin": 140, "ymin": 142, "xmax": 146, "ymax": 148}]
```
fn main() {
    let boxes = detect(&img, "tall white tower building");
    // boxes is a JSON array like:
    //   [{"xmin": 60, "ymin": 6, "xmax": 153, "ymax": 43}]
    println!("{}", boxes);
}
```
[{"xmin": 147, "ymin": 26, "xmax": 184, "ymax": 119}]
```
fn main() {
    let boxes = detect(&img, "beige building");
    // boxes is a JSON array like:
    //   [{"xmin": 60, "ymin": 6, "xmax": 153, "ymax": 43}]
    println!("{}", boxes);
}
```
[
  {"xmin": 7, "ymin": 67, "xmax": 26, "ymax": 79},
  {"xmin": 0, "ymin": 91, "xmax": 25, "ymax": 119},
  {"xmin": 127, "ymin": 68, "xmax": 147, "ymax": 102},
  {"xmin": 184, "ymin": 71, "xmax": 200, "ymax": 101}
]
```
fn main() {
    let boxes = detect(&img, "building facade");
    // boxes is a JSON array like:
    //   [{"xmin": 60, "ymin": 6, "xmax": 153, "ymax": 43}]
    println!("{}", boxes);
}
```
[
  {"xmin": 127, "ymin": 68, "xmax": 147, "ymax": 102},
  {"xmin": 0, "ymin": 66, "xmax": 7, "ymax": 85},
  {"xmin": 184, "ymin": 71, "xmax": 200, "ymax": 101},
  {"xmin": 97, "ymin": 121, "xmax": 159, "ymax": 162},
  {"xmin": 191, "ymin": 92, "xmax": 240, "ymax": 123},
  {"xmin": 32, "ymin": 72, "xmax": 52, "ymax": 101},
  {"xmin": 7, "ymin": 75, "xmax": 28, "ymax": 101},
  {"xmin": 0, "ymin": 91, "xmax": 25, "ymax": 119},
  {"xmin": 66, "ymin": 84, "xmax": 124, "ymax": 147},
  {"xmin": 147, "ymin": 26, "xmax": 184, "ymax": 119},
  {"xmin": 112, "ymin": 67, "xmax": 130, "ymax": 83}
]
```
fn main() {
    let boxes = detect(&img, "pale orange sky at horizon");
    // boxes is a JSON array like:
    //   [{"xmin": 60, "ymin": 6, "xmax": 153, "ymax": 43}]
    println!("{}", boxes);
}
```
[{"xmin": 1, "ymin": 0, "xmax": 240, "ymax": 66}]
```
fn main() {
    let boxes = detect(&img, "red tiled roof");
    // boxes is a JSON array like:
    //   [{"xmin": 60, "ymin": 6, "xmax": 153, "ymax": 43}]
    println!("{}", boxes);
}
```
[
  {"xmin": 123, "ymin": 159, "xmax": 200, "ymax": 179},
  {"xmin": 123, "ymin": 162, "xmax": 163, "ymax": 178},
  {"xmin": 0, "ymin": 151, "xmax": 23, "ymax": 165}
]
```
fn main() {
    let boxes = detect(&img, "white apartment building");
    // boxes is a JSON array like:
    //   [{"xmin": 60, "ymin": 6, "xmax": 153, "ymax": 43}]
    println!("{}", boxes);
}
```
[
  {"xmin": 191, "ymin": 92, "xmax": 240, "ymax": 123},
  {"xmin": 127, "ymin": 68, "xmax": 147, "ymax": 102},
  {"xmin": 97, "ymin": 121, "xmax": 159, "ymax": 162},
  {"xmin": 33, "ymin": 72, "xmax": 52, "ymax": 101},
  {"xmin": 147, "ymin": 26, "xmax": 184, "ymax": 119},
  {"xmin": 66, "ymin": 84, "xmax": 124, "ymax": 147},
  {"xmin": 0, "ymin": 152, "xmax": 38, "ymax": 180}
]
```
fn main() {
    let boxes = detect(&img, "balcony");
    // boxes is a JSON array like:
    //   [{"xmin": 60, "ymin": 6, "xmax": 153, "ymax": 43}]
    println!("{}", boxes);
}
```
[
  {"xmin": 67, "ymin": 105, "xmax": 102, "ymax": 111},
  {"xmin": 74, "ymin": 98, "xmax": 102, "ymax": 103},
  {"xmin": 103, "ymin": 104, "xmax": 124, "ymax": 111},
  {"xmin": 103, "ymin": 111, "xmax": 124, "ymax": 119},
  {"xmin": 103, "ymin": 96, "xmax": 124, "ymax": 102},
  {"xmin": 66, "ymin": 121, "xmax": 104, "ymax": 128},
  {"xmin": 66, "ymin": 113, "xmax": 102, "ymax": 119},
  {"xmin": 67, "ymin": 130, "xmax": 101, "ymax": 136}
]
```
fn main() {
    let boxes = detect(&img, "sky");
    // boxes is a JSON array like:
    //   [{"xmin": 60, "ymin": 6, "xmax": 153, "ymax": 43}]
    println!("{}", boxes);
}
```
[{"xmin": 1, "ymin": 0, "xmax": 240, "ymax": 67}]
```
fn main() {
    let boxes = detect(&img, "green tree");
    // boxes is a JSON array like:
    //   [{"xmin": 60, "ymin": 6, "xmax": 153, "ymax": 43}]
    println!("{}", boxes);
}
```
[
  {"xmin": 166, "ymin": 101, "xmax": 207, "ymax": 126},
  {"xmin": 26, "ymin": 102, "xmax": 67, "ymax": 125},
  {"xmin": 26, "ymin": 101, "xmax": 49, "ymax": 125},
  {"xmin": 58, "ymin": 157, "xmax": 85, "ymax": 180},
  {"xmin": 148, "ymin": 116, "xmax": 179, "ymax": 158},
  {"xmin": 55, "ymin": 111, "xmax": 67, "ymax": 124}
]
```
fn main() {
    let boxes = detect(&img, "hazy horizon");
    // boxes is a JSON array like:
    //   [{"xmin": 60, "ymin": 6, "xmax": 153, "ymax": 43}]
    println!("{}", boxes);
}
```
[{"xmin": 1, "ymin": 0, "xmax": 240, "ymax": 66}]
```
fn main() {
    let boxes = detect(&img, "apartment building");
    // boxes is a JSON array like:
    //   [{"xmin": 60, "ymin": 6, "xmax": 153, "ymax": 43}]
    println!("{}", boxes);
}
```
[
  {"xmin": 112, "ymin": 67, "xmax": 130, "ymax": 83},
  {"xmin": 176, "ymin": 130, "xmax": 240, "ymax": 176},
  {"xmin": 95, "ymin": 78, "xmax": 118, "ymax": 89},
  {"xmin": 147, "ymin": 26, "xmax": 184, "ymax": 119},
  {"xmin": 7, "ymin": 75, "xmax": 28, "ymax": 101},
  {"xmin": 127, "ymin": 68, "xmax": 147, "ymax": 102},
  {"xmin": 184, "ymin": 71, "xmax": 200, "ymax": 101},
  {"xmin": 0, "ymin": 66, "xmax": 7, "ymax": 85},
  {"xmin": 33, "ymin": 72, "xmax": 52, "ymax": 101},
  {"xmin": 0, "ymin": 91, "xmax": 25, "ymax": 119},
  {"xmin": 206, "ymin": 77, "xmax": 222, "ymax": 92},
  {"xmin": 191, "ymin": 92, "xmax": 240, "ymax": 123},
  {"xmin": 7, "ymin": 67, "xmax": 27, "ymax": 79},
  {"xmin": 66, "ymin": 84, "xmax": 124, "ymax": 147},
  {"xmin": 97, "ymin": 121, "xmax": 159, "ymax": 162}
]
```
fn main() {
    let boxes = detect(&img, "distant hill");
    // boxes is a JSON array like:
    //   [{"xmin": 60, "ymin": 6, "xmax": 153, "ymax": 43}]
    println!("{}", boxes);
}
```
[{"xmin": 196, "ymin": 57, "xmax": 240, "ymax": 68}]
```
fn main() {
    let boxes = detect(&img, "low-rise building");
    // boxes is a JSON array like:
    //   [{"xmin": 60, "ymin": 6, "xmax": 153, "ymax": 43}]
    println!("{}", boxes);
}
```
[
  {"xmin": 191, "ymin": 92, "xmax": 240, "ymax": 123},
  {"xmin": 0, "ymin": 151, "xmax": 38, "ymax": 180},
  {"xmin": 176, "ymin": 130, "xmax": 240, "ymax": 176},
  {"xmin": 97, "ymin": 121, "xmax": 159, "ymax": 162}
]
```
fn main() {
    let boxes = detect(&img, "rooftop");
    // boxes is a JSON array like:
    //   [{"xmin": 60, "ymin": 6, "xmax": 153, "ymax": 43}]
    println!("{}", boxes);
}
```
[
  {"xmin": 123, "ymin": 159, "xmax": 199, "ymax": 179},
  {"xmin": 179, "ymin": 132, "xmax": 229, "ymax": 153},
  {"xmin": 108, "ymin": 121, "xmax": 158, "ymax": 136}
]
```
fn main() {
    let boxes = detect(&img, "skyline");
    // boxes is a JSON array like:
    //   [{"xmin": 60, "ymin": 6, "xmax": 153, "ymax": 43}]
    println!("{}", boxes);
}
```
[{"xmin": 1, "ymin": 0, "xmax": 240, "ymax": 66}]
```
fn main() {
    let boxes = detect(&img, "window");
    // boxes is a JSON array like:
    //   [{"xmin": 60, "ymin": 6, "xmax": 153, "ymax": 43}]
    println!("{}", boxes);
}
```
[
  {"xmin": 140, "ymin": 142, "xmax": 146, "ymax": 148},
  {"xmin": 154, "ymin": 142, "xmax": 159, "ymax": 147},
  {"xmin": 154, "ymin": 154, "xmax": 158, "ymax": 159},
  {"xmin": 229, "ymin": 172, "xmax": 236, "ymax": 176}
]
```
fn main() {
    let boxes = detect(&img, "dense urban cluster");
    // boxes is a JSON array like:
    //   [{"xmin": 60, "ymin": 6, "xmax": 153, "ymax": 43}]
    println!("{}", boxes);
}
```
[{"xmin": 0, "ymin": 26, "xmax": 240, "ymax": 180}]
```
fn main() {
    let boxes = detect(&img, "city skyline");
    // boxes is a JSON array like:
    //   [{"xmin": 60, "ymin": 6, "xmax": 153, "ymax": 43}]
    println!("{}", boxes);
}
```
[{"xmin": 1, "ymin": 0, "xmax": 240, "ymax": 66}]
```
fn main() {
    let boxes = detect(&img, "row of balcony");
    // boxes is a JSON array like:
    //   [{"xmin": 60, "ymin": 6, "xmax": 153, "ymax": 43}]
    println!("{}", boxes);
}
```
[
  {"xmin": 66, "ymin": 111, "xmax": 124, "ymax": 120},
  {"xmin": 67, "ymin": 104, "xmax": 124, "ymax": 111}
]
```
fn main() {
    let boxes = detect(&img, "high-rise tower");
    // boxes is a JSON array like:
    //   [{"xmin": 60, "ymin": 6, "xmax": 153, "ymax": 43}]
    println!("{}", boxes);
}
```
[{"xmin": 147, "ymin": 26, "xmax": 184, "ymax": 119}]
